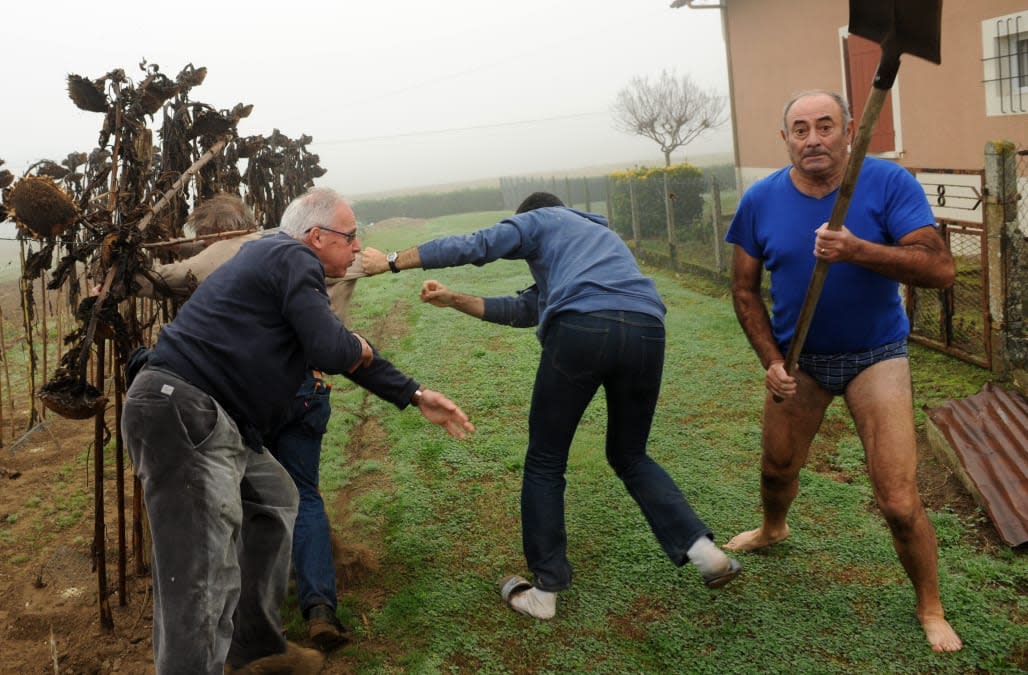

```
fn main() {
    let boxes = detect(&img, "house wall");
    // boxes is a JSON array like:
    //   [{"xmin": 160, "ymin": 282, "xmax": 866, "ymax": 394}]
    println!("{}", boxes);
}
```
[{"xmin": 724, "ymin": 0, "xmax": 1027, "ymax": 187}]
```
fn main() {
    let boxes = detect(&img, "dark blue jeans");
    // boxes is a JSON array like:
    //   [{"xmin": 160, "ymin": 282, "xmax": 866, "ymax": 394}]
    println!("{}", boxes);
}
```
[
  {"xmin": 269, "ymin": 372, "xmax": 337, "ymax": 617},
  {"xmin": 523, "ymin": 311, "xmax": 712, "ymax": 592}
]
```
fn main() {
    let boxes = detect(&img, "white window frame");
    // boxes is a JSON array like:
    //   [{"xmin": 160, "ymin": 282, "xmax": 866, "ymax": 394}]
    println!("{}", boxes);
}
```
[
  {"xmin": 982, "ymin": 10, "xmax": 1028, "ymax": 117},
  {"xmin": 837, "ymin": 26, "xmax": 903, "ymax": 159}
]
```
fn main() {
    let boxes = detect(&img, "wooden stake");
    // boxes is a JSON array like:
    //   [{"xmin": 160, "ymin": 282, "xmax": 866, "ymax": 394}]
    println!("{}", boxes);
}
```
[
  {"xmin": 93, "ymin": 337, "xmax": 114, "ymax": 630},
  {"xmin": 141, "ymin": 227, "xmax": 256, "ymax": 249},
  {"xmin": 0, "ymin": 306, "xmax": 12, "ymax": 444},
  {"xmin": 18, "ymin": 241, "xmax": 39, "ymax": 428},
  {"xmin": 114, "ymin": 353, "xmax": 127, "ymax": 606},
  {"xmin": 39, "ymin": 275, "xmax": 47, "ymax": 420}
]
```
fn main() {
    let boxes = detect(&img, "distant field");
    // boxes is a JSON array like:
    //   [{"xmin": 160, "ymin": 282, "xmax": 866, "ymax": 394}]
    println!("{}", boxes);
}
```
[
  {"xmin": 351, "ymin": 151, "xmax": 735, "ymax": 200},
  {"xmin": 0, "ymin": 222, "xmax": 22, "ymax": 282}
]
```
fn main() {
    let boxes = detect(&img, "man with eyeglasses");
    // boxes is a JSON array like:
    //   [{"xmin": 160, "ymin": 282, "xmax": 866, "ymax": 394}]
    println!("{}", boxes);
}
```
[
  {"xmin": 122, "ymin": 187, "xmax": 475, "ymax": 674},
  {"xmin": 128, "ymin": 194, "xmax": 366, "ymax": 653}
]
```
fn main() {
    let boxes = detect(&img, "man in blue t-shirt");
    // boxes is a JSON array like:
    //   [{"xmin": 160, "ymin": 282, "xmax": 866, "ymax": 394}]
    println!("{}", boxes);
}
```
[
  {"xmin": 361, "ymin": 192, "xmax": 741, "ymax": 621},
  {"xmin": 724, "ymin": 90, "xmax": 962, "ymax": 653}
]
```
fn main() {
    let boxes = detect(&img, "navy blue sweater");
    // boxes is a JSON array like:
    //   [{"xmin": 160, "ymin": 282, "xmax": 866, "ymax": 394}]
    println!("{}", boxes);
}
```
[{"xmin": 150, "ymin": 232, "xmax": 418, "ymax": 446}]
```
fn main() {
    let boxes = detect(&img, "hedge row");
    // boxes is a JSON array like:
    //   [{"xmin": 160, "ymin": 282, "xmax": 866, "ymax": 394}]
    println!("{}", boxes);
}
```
[
  {"xmin": 353, "ymin": 163, "xmax": 736, "ymax": 225},
  {"xmin": 354, "ymin": 187, "xmax": 504, "ymax": 224}
]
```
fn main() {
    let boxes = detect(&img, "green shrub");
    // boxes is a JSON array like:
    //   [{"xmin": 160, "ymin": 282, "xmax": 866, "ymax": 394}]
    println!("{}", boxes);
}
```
[{"xmin": 608, "ymin": 163, "xmax": 705, "ymax": 240}]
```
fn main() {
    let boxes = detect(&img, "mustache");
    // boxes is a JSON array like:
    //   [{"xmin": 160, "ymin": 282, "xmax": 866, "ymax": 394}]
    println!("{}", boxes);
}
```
[{"xmin": 802, "ymin": 149, "xmax": 830, "ymax": 158}]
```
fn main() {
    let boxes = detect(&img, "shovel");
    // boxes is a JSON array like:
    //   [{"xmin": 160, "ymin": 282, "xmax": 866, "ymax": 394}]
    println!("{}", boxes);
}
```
[{"xmin": 778, "ymin": 0, "xmax": 943, "ymax": 392}]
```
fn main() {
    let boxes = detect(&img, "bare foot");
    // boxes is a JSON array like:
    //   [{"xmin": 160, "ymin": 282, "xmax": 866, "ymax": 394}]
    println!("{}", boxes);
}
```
[
  {"xmin": 724, "ymin": 524, "xmax": 790, "ymax": 552},
  {"xmin": 919, "ymin": 613, "xmax": 963, "ymax": 653}
]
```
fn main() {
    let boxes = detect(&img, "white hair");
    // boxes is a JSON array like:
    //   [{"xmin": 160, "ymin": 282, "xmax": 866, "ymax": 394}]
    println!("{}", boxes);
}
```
[{"xmin": 279, "ymin": 187, "xmax": 348, "ymax": 239}]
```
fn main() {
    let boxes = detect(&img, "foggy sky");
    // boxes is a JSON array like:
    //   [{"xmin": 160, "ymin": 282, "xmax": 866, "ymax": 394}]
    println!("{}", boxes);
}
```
[{"xmin": 3, "ymin": 1, "xmax": 732, "ymax": 197}]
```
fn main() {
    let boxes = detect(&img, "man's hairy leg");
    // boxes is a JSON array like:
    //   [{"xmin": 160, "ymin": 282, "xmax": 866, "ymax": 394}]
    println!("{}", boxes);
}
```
[
  {"xmin": 727, "ymin": 374, "xmax": 830, "ymax": 551},
  {"xmin": 847, "ymin": 359, "xmax": 963, "ymax": 653}
]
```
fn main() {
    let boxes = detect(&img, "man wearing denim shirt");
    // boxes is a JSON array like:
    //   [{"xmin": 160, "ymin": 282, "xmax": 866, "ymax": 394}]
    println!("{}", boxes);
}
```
[{"xmin": 362, "ymin": 192, "xmax": 740, "ymax": 621}]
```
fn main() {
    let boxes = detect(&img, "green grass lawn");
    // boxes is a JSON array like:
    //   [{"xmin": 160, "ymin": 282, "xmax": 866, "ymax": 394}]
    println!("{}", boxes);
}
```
[{"xmin": 309, "ymin": 212, "xmax": 1026, "ymax": 674}]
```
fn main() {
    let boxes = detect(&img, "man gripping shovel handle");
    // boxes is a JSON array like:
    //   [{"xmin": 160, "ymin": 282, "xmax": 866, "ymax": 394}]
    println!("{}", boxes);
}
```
[{"xmin": 775, "ymin": 0, "xmax": 943, "ymax": 401}]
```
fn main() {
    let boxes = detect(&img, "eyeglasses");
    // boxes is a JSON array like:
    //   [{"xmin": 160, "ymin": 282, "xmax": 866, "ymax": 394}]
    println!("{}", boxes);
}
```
[{"xmin": 307, "ymin": 225, "xmax": 358, "ymax": 243}]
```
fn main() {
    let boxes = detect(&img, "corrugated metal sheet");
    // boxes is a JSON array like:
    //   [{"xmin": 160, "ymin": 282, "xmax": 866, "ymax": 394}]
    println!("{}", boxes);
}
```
[{"xmin": 924, "ymin": 382, "xmax": 1028, "ymax": 547}]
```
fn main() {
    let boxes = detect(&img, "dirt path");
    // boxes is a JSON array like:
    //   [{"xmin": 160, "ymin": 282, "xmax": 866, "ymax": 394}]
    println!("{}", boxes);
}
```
[{"xmin": 0, "ymin": 277, "xmax": 419, "ymax": 672}]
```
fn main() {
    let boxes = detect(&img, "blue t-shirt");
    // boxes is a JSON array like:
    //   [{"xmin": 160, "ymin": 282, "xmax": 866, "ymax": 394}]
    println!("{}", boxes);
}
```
[{"xmin": 725, "ymin": 157, "xmax": 936, "ymax": 354}]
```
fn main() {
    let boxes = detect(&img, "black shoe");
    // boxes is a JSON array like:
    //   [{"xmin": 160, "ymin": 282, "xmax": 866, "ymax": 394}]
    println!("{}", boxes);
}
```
[{"xmin": 306, "ymin": 604, "xmax": 349, "ymax": 652}]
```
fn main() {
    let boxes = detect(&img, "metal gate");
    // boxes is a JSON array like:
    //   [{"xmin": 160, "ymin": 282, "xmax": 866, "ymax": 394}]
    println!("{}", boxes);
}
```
[{"xmin": 905, "ymin": 169, "xmax": 990, "ymax": 368}]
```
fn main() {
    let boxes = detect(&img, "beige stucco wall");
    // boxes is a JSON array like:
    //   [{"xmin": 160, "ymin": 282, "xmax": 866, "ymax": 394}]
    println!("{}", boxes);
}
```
[{"xmin": 724, "ymin": 0, "xmax": 1027, "ymax": 184}]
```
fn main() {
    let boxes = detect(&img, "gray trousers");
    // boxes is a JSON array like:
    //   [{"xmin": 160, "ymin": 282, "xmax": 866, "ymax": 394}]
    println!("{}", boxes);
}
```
[{"xmin": 122, "ymin": 367, "xmax": 299, "ymax": 675}]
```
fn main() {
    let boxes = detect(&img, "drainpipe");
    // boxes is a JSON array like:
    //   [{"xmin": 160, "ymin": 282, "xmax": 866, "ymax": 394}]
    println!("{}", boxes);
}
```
[{"xmin": 670, "ymin": 0, "xmax": 742, "ymax": 191}]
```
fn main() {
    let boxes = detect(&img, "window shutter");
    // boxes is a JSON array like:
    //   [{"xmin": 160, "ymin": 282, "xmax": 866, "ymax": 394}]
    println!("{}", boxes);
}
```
[{"xmin": 845, "ymin": 33, "xmax": 896, "ymax": 153}]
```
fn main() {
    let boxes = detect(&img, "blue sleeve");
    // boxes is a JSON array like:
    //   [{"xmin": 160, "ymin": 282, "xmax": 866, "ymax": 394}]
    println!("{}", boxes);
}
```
[
  {"xmin": 276, "ymin": 247, "xmax": 365, "ymax": 374},
  {"xmin": 343, "ymin": 345, "xmax": 420, "ymax": 409},
  {"xmin": 884, "ymin": 167, "xmax": 937, "ymax": 241},
  {"xmin": 481, "ymin": 284, "xmax": 539, "ymax": 327},
  {"xmin": 417, "ymin": 220, "xmax": 532, "ymax": 269},
  {"xmin": 725, "ymin": 188, "xmax": 763, "ymax": 260}
]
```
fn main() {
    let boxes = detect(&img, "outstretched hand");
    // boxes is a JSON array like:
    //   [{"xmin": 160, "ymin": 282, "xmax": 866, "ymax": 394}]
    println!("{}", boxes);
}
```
[
  {"xmin": 416, "ymin": 388, "xmax": 475, "ymax": 439},
  {"xmin": 420, "ymin": 280, "xmax": 456, "ymax": 307}
]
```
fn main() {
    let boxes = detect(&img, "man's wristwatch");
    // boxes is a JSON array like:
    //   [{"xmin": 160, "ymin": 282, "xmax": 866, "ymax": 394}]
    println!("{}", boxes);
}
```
[
  {"xmin": 387, "ymin": 251, "xmax": 400, "ymax": 273},
  {"xmin": 410, "ymin": 387, "xmax": 424, "ymax": 407}
]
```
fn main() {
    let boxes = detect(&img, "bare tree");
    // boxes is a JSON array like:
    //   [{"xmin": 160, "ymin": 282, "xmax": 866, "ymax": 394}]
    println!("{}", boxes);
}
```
[{"xmin": 612, "ymin": 69, "xmax": 728, "ymax": 166}]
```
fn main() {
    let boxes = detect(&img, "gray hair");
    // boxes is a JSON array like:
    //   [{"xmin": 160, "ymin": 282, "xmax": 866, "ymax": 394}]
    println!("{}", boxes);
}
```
[
  {"xmin": 782, "ymin": 89, "xmax": 852, "ymax": 132},
  {"xmin": 279, "ymin": 187, "xmax": 348, "ymax": 239}
]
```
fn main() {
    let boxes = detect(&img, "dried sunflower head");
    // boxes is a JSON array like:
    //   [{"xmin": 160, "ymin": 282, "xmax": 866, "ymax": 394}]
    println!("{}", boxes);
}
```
[
  {"xmin": 139, "ymin": 73, "xmax": 180, "ymax": 115},
  {"xmin": 235, "ymin": 136, "xmax": 264, "ymax": 159},
  {"xmin": 40, "ymin": 374, "xmax": 106, "ymax": 419},
  {"xmin": 189, "ymin": 108, "xmax": 234, "ymax": 140},
  {"xmin": 66, "ymin": 74, "xmax": 108, "ymax": 113},
  {"xmin": 231, "ymin": 102, "xmax": 253, "ymax": 120},
  {"xmin": 9, "ymin": 175, "xmax": 79, "ymax": 239},
  {"xmin": 176, "ymin": 64, "xmax": 208, "ymax": 90},
  {"xmin": 63, "ymin": 152, "xmax": 88, "ymax": 171},
  {"xmin": 35, "ymin": 160, "xmax": 69, "ymax": 179}
]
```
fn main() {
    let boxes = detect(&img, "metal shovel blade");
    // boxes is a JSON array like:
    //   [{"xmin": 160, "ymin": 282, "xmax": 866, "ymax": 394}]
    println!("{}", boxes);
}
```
[{"xmin": 848, "ymin": 0, "xmax": 942, "ymax": 65}]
